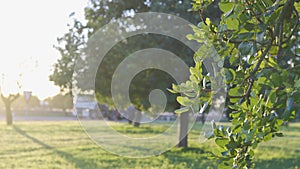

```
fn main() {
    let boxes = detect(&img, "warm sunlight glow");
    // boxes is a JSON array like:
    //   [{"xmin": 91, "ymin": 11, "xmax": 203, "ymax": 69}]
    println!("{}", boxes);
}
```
[{"xmin": 0, "ymin": 0, "xmax": 87, "ymax": 99}]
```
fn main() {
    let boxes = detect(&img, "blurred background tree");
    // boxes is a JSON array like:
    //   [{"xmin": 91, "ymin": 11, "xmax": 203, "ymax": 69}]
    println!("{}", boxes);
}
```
[
  {"xmin": 50, "ymin": 0, "xmax": 202, "ymax": 147},
  {"xmin": 44, "ymin": 94, "xmax": 73, "ymax": 112},
  {"xmin": 11, "ymin": 95, "xmax": 40, "ymax": 110}
]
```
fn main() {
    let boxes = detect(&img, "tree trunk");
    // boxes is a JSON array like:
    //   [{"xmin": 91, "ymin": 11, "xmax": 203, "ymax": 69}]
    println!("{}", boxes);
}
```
[
  {"xmin": 5, "ymin": 104, "xmax": 13, "ymax": 125},
  {"xmin": 201, "ymin": 113, "xmax": 205, "ymax": 124},
  {"xmin": 133, "ymin": 111, "xmax": 142, "ymax": 127},
  {"xmin": 177, "ymin": 112, "xmax": 189, "ymax": 148},
  {"xmin": 1, "ymin": 94, "xmax": 20, "ymax": 125},
  {"xmin": 128, "ymin": 111, "xmax": 134, "ymax": 124}
]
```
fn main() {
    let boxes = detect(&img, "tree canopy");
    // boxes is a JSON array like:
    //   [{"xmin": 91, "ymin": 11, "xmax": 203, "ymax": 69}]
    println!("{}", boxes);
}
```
[
  {"xmin": 50, "ymin": 0, "xmax": 200, "ymax": 111},
  {"xmin": 172, "ymin": 0, "xmax": 300, "ymax": 168}
]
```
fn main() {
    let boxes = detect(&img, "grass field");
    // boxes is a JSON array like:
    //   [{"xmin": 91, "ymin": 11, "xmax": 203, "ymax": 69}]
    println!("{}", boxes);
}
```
[{"xmin": 0, "ymin": 121, "xmax": 299, "ymax": 169}]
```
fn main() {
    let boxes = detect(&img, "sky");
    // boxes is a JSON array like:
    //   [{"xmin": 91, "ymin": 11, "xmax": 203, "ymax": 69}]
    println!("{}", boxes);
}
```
[{"xmin": 0, "ymin": 0, "xmax": 87, "ymax": 99}]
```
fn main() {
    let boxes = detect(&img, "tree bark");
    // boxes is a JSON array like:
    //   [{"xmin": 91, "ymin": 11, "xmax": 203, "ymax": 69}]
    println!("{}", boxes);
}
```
[
  {"xmin": 1, "ymin": 94, "xmax": 19, "ymax": 125},
  {"xmin": 128, "ymin": 111, "xmax": 134, "ymax": 124},
  {"xmin": 201, "ymin": 113, "xmax": 205, "ymax": 124},
  {"xmin": 133, "ymin": 111, "xmax": 142, "ymax": 127},
  {"xmin": 177, "ymin": 112, "xmax": 189, "ymax": 148},
  {"xmin": 5, "ymin": 104, "xmax": 12, "ymax": 125}
]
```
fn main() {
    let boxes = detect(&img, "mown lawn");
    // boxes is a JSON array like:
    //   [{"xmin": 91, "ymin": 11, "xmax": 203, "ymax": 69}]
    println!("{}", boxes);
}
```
[{"xmin": 0, "ymin": 121, "xmax": 299, "ymax": 169}]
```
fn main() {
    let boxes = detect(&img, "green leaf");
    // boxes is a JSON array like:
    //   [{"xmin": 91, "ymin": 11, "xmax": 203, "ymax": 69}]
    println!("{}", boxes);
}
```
[
  {"xmin": 256, "ymin": 31, "xmax": 265, "ymax": 42},
  {"xmin": 296, "ymin": 2, "xmax": 300, "ymax": 12},
  {"xmin": 257, "ymin": 132, "xmax": 264, "ymax": 139},
  {"xmin": 244, "ymin": 23, "xmax": 256, "ymax": 31},
  {"xmin": 228, "ymin": 104, "xmax": 240, "ymax": 110},
  {"xmin": 239, "ymin": 13, "xmax": 249, "ymax": 23},
  {"xmin": 225, "ymin": 18, "xmax": 239, "ymax": 30},
  {"xmin": 269, "ymin": 91, "xmax": 277, "ymax": 105},
  {"xmin": 214, "ymin": 128, "xmax": 225, "ymax": 137},
  {"xmin": 225, "ymin": 68, "xmax": 236, "ymax": 83},
  {"xmin": 264, "ymin": 133, "xmax": 273, "ymax": 142},
  {"xmin": 258, "ymin": 22, "xmax": 267, "ymax": 30},
  {"xmin": 230, "ymin": 111, "xmax": 241, "ymax": 119},
  {"xmin": 167, "ymin": 88, "xmax": 176, "ymax": 94},
  {"xmin": 295, "ymin": 79, "xmax": 300, "ymax": 88},
  {"xmin": 270, "ymin": 73, "xmax": 281, "ymax": 87},
  {"xmin": 186, "ymin": 34, "xmax": 194, "ymax": 41},
  {"xmin": 267, "ymin": 9, "xmax": 280, "ymax": 24},
  {"xmin": 268, "ymin": 57, "xmax": 280, "ymax": 69},
  {"xmin": 186, "ymin": 33, "xmax": 204, "ymax": 43},
  {"xmin": 190, "ymin": 66, "xmax": 202, "ymax": 79},
  {"xmin": 216, "ymin": 138, "xmax": 229, "ymax": 148},
  {"xmin": 245, "ymin": 127, "xmax": 256, "ymax": 143},
  {"xmin": 276, "ymin": 119, "xmax": 284, "ymax": 126},
  {"xmin": 243, "ymin": 120, "xmax": 251, "ymax": 130},
  {"xmin": 219, "ymin": 2, "xmax": 235, "ymax": 13},
  {"xmin": 237, "ymin": 32, "xmax": 254, "ymax": 39},
  {"xmin": 171, "ymin": 84, "xmax": 180, "ymax": 92},
  {"xmin": 238, "ymin": 42, "xmax": 252, "ymax": 56},
  {"xmin": 248, "ymin": 149, "xmax": 254, "ymax": 156},
  {"xmin": 229, "ymin": 86, "xmax": 243, "ymax": 97},
  {"xmin": 234, "ymin": 4, "xmax": 244, "ymax": 15},
  {"xmin": 254, "ymin": 1, "xmax": 264, "ymax": 13},
  {"xmin": 230, "ymin": 49, "xmax": 239, "ymax": 63},
  {"xmin": 227, "ymin": 140, "xmax": 239, "ymax": 149},
  {"xmin": 184, "ymin": 92, "xmax": 197, "ymax": 97},
  {"xmin": 175, "ymin": 107, "xmax": 189, "ymax": 114}
]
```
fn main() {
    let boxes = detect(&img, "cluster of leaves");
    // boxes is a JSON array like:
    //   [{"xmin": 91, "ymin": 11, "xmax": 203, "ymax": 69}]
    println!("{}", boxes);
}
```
[
  {"xmin": 172, "ymin": 0, "xmax": 300, "ymax": 168},
  {"xmin": 170, "ymin": 60, "xmax": 211, "ymax": 114},
  {"xmin": 49, "ymin": 17, "xmax": 84, "ymax": 94}
]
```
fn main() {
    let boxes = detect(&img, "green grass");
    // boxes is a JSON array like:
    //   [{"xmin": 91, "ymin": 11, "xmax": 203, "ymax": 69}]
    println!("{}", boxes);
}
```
[{"xmin": 0, "ymin": 121, "xmax": 299, "ymax": 169}]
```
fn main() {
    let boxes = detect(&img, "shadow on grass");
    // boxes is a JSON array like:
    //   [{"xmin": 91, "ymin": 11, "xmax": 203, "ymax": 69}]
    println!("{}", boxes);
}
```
[
  {"xmin": 112, "ymin": 125, "xmax": 168, "ymax": 134},
  {"xmin": 13, "ymin": 126, "xmax": 97, "ymax": 169},
  {"xmin": 160, "ymin": 147, "xmax": 218, "ymax": 168},
  {"xmin": 255, "ymin": 157, "xmax": 300, "ymax": 169}
]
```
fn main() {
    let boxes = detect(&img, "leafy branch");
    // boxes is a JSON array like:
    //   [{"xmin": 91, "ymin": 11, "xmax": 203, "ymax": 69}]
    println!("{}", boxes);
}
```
[{"xmin": 185, "ymin": 0, "xmax": 300, "ymax": 168}]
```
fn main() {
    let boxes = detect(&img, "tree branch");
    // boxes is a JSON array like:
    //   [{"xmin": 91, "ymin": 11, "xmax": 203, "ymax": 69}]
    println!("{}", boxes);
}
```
[
  {"xmin": 10, "ymin": 94, "xmax": 20, "ymax": 102},
  {"xmin": 227, "ymin": 95, "xmax": 245, "ymax": 99},
  {"xmin": 276, "ymin": 0, "xmax": 295, "ymax": 57},
  {"xmin": 283, "ymin": 6, "xmax": 299, "ymax": 44},
  {"xmin": 244, "ymin": 43, "xmax": 273, "ymax": 104},
  {"xmin": 245, "ymin": 0, "xmax": 264, "ymax": 25}
]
